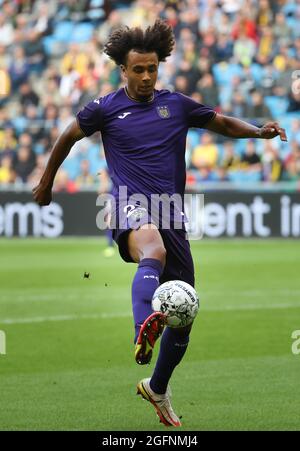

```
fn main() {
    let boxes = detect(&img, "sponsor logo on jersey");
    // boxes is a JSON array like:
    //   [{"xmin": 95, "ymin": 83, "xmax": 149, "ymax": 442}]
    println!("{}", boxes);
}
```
[{"xmin": 118, "ymin": 112, "xmax": 132, "ymax": 119}]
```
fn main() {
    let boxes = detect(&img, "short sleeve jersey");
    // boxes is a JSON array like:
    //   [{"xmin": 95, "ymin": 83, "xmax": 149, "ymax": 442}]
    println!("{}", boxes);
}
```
[{"xmin": 77, "ymin": 88, "xmax": 215, "ymax": 201}]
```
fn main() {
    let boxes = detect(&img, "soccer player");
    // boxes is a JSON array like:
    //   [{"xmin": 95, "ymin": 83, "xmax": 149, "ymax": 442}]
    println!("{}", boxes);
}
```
[{"xmin": 33, "ymin": 19, "xmax": 287, "ymax": 427}]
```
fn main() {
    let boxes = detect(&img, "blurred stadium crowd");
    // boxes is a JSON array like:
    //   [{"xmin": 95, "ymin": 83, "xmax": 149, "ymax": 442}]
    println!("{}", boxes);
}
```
[{"xmin": 0, "ymin": 0, "xmax": 300, "ymax": 191}]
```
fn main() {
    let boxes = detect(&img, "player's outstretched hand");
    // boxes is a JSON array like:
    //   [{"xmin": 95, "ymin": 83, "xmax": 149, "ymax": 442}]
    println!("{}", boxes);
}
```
[
  {"xmin": 32, "ymin": 183, "xmax": 52, "ymax": 206},
  {"xmin": 259, "ymin": 122, "xmax": 288, "ymax": 141}
]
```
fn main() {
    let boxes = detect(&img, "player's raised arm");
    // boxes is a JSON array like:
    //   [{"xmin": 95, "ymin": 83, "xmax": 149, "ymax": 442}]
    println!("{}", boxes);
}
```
[
  {"xmin": 204, "ymin": 113, "xmax": 288, "ymax": 142},
  {"xmin": 32, "ymin": 119, "xmax": 85, "ymax": 206}
]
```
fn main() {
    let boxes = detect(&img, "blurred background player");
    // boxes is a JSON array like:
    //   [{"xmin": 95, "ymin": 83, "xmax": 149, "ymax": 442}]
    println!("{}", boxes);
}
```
[
  {"xmin": 103, "ymin": 229, "xmax": 115, "ymax": 257},
  {"xmin": 97, "ymin": 165, "xmax": 115, "ymax": 258}
]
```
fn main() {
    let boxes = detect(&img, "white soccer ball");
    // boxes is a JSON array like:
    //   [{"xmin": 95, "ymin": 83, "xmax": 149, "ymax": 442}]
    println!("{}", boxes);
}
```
[{"xmin": 152, "ymin": 280, "xmax": 200, "ymax": 328}]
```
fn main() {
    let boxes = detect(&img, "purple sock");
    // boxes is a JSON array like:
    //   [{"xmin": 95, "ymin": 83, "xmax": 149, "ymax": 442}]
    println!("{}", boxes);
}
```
[
  {"xmin": 150, "ymin": 327, "xmax": 190, "ymax": 394},
  {"xmin": 105, "ymin": 229, "xmax": 113, "ymax": 247},
  {"xmin": 132, "ymin": 258, "xmax": 163, "ymax": 343}
]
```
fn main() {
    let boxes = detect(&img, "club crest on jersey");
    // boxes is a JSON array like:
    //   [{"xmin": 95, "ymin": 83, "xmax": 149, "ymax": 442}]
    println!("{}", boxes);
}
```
[{"xmin": 156, "ymin": 105, "xmax": 170, "ymax": 119}]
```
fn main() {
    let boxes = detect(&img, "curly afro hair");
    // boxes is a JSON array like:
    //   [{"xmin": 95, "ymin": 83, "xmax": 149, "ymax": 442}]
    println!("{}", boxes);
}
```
[{"xmin": 103, "ymin": 19, "xmax": 175, "ymax": 66}]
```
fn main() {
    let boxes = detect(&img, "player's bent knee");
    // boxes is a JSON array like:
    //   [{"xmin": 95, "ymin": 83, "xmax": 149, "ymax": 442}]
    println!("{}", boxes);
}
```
[
  {"xmin": 144, "ymin": 243, "xmax": 166, "ymax": 266},
  {"xmin": 127, "ymin": 227, "xmax": 166, "ymax": 265}
]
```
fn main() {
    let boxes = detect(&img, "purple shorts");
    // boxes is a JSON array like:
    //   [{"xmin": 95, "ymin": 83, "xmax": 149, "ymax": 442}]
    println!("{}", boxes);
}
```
[{"xmin": 113, "ymin": 227, "xmax": 195, "ymax": 287}]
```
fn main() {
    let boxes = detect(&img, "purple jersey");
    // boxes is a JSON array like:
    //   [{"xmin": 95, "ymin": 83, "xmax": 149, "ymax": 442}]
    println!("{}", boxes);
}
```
[
  {"xmin": 77, "ymin": 88, "xmax": 215, "ymax": 196},
  {"xmin": 77, "ymin": 88, "xmax": 215, "ymax": 229}
]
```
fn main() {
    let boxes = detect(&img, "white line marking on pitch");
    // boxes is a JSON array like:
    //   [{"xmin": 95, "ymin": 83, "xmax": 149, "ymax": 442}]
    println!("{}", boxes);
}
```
[
  {"xmin": 1, "ymin": 302, "xmax": 300, "ymax": 325},
  {"xmin": 1, "ymin": 289, "xmax": 300, "ymax": 304},
  {"xmin": 0, "ymin": 312, "xmax": 132, "ymax": 325}
]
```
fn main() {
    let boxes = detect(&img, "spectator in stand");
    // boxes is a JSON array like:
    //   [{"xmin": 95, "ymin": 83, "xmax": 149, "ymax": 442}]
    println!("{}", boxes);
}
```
[
  {"xmin": 18, "ymin": 132, "xmax": 33, "ymax": 149},
  {"xmin": 221, "ymin": 141, "xmax": 240, "ymax": 171},
  {"xmin": 23, "ymin": 105, "xmax": 44, "ymax": 143},
  {"xmin": 241, "ymin": 140, "xmax": 262, "ymax": 174},
  {"xmin": 173, "ymin": 75, "xmax": 190, "ymax": 96},
  {"xmin": 273, "ymin": 45, "xmax": 295, "ymax": 94},
  {"xmin": 290, "ymin": 119, "xmax": 300, "ymax": 144},
  {"xmin": 273, "ymin": 12, "xmax": 292, "ymax": 45},
  {"xmin": 199, "ymin": 28, "xmax": 218, "ymax": 61},
  {"xmin": 43, "ymin": 103, "xmax": 59, "ymax": 133},
  {"xmin": 19, "ymin": 81, "xmax": 40, "ymax": 107},
  {"xmin": 97, "ymin": 10, "xmax": 124, "ymax": 44},
  {"xmin": 9, "ymin": 46, "xmax": 30, "ymax": 90},
  {"xmin": 293, "ymin": 38, "xmax": 300, "ymax": 63},
  {"xmin": 0, "ymin": 72, "xmax": 10, "ymax": 107},
  {"xmin": 0, "ymin": 155, "xmax": 13, "ymax": 184},
  {"xmin": 176, "ymin": 28, "xmax": 197, "ymax": 60},
  {"xmin": 198, "ymin": 2, "xmax": 222, "ymax": 34},
  {"xmin": 284, "ymin": 141, "xmax": 300, "ymax": 181},
  {"xmin": 0, "ymin": 107, "xmax": 12, "ymax": 129},
  {"xmin": 43, "ymin": 75, "xmax": 63, "ymax": 106},
  {"xmin": 233, "ymin": 29, "xmax": 256, "ymax": 66},
  {"xmin": 31, "ymin": 2, "xmax": 53, "ymax": 37},
  {"xmin": 12, "ymin": 145, "xmax": 36, "ymax": 183},
  {"xmin": 231, "ymin": 13, "xmax": 258, "ymax": 42},
  {"xmin": 244, "ymin": 90, "xmax": 272, "ymax": 123},
  {"xmin": 0, "ymin": 32, "xmax": 10, "ymax": 63},
  {"xmin": 178, "ymin": 6, "xmax": 199, "ymax": 37},
  {"xmin": 215, "ymin": 34, "xmax": 234, "ymax": 62},
  {"xmin": 24, "ymin": 29, "xmax": 48, "ymax": 74},
  {"xmin": 61, "ymin": 43, "xmax": 89, "ymax": 78},
  {"xmin": 195, "ymin": 56, "xmax": 212, "ymax": 81},
  {"xmin": 197, "ymin": 73, "xmax": 219, "ymax": 107},
  {"xmin": 0, "ymin": 12, "xmax": 14, "ymax": 47},
  {"xmin": 262, "ymin": 141, "xmax": 283, "ymax": 182},
  {"xmin": 238, "ymin": 66, "xmax": 256, "ymax": 96},
  {"xmin": 287, "ymin": 84, "xmax": 300, "ymax": 112},
  {"xmin": 28, "ymin": 154, "xmax": 49, "ymax": 188},
  {"xmin": 217, "ymin": 12, "xmax": 232, "ymax": 35},
  {"xmin": 34, "ymin": 126, "xmax": 59, "ymax": 159},
  {"xmin": 53, "ymin": 168, "xmax": 78, "ymax": 193},
  {"xmin": 260, "ymin": 64, "xmax": 277, "ymax": 96},
  {"xmin": 176, "ymin": 59, "xmax": 200, "ymax": 94},
  {"xmin": 0, "ymin": 127, "xmax": 18, "ymax": 159},
  {"xmin": 191, "ymin": 132, "xmax": 219, "ymax": 170},
  {"xmin": 59, "ymin": 67, "xmax": 81, "ymax": 101},
  {"xmin": 57, "ymin": 106, "xmax": 74, "ymax": 134},
  {"xmin": 190, "ymin": 91, "xmax": 203, "ymax": 103},
  {"xmin": 47, "ymin": 126, "xmax": 60, "ymax": 151},
  {"xmin": 256, "ymin": 26, "xmax": 274, "ymax": 65},
  {"xmin": 14, "ymin": 13, "xmax": 29, "ymax": 42},
  {"xmin": 196, "ymin": 166, "xmax": 217, "ymax": 182},
  {"xmin": 256, "ymin": 0, "xmax": 273, "ymax": 27},
  {"xmin": 78, "ymin": 77, "xmax": 101, "ymax": 109},
  {"xmin": 231, "ymin": 91, "xmax": 248, "ymax": 118},
  {"xmin": 163, "ymin": 6, "xmax": 181, "ymax": 37},
  {"xmin": 75, "ymin": 160, "xmax": 96, "ymax": 188},
  {"xmin": 99, "ymin": 82, "xmax": 115, "ymax": 98}
]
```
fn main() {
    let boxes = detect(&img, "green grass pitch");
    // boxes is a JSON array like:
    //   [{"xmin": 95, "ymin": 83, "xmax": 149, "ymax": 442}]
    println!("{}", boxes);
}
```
[{"xmin": 0, "ymin": 238, "xmax": 299, "ymax": 431}]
